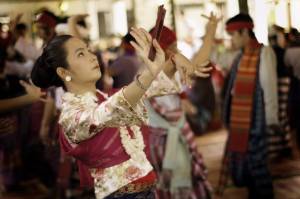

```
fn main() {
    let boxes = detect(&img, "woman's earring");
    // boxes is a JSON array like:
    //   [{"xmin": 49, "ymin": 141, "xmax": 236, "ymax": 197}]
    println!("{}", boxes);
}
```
[{"xmin": 65, "ymin": 76, "xmax": 72, "ymax": 82}]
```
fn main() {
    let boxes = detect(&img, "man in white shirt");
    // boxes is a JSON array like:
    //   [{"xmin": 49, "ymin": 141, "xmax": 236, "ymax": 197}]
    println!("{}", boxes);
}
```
[{"xmin": 220, "ymin": 13, "xmax": 278, "ymax": 199}]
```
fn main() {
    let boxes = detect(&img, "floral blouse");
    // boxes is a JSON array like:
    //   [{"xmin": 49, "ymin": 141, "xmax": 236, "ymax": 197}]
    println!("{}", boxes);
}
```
[{"xmin": 59, "ymin": 72, "xmax": 180, "ymax": 198}]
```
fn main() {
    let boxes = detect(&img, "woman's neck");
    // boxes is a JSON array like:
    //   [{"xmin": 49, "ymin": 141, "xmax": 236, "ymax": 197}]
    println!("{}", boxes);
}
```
[{"xmin": 66, "ymin": 82, "xmax": 97, "ymax": 95}]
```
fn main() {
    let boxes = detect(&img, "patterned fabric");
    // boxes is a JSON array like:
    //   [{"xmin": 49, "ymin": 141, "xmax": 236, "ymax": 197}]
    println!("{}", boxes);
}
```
[
  {"xmin": 219, "ymin": 40, "xmax": 274, "ymax": 199},
  {"xmin": 0, "ymin": 75, "xmax": 26, "ymax": 191},
  {"xmin": 105, "ymin": 188, "xmax": 155, "ymax": 199},
  {"xmin": 147, "ymin": 95, "xmax": 212, "ymax": 199},
  {"xmin": 267, "ymin": 77, "xmax": 292, "ymax": 158},
  {"xmin": 58, "ymin": 72, "xmax": 180, "ymax": 198},
  {"xmin": 0, "ymin": 115, "xmax": 21, "ymax": 190},
  {"xmin": 91, "ymin": 154, "xmax": 153, "ymax": 199},
  {"xmin": 288, "ymin": 75, "xmax": 300, "ymax": 144},
  {"xmin": 59, "ymin": 89, "xmax": 152, "ymax": 199},
  {"xmin": 59, "ymin": 90, "xmax": 147, "ymax": 144},
  {"xmin": 228, "ymin": 46, "xmax": 260, "ymax": 153},
  {"xmin": 267, "ymin": 45, "xmax": 292, "ymax": 158}
]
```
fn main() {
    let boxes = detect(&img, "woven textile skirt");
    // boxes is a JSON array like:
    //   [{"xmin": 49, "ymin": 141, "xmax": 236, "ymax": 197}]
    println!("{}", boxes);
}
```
[{"xmin": 104, "ymin": 189, "xmax": 155, "ymax": 199}]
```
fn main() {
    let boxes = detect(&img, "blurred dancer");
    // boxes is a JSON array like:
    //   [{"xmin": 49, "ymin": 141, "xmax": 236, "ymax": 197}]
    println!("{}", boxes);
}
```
[{"xmin": 219, "ymin": 13, "xmax": 278, "ymax": 199}]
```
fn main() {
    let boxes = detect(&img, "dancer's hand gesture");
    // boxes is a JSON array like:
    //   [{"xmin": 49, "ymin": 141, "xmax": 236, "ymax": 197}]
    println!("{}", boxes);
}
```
[{"xmin": 130, "ymin": 27, "xmax": 165, "ymax": 77}]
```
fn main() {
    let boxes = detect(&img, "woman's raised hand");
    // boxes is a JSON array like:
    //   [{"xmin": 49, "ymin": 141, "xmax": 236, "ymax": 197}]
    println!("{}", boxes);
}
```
[
  {"xmin": 130, "ymin": 27, "xmax": 165, "ymax": 77},
  {"xmin": 202, "ymin": 12, "xmax": 222, "ymax": 30},
  {"xmin": 172, "ymin": 53, "xmax": 212, "ymax": 85}
]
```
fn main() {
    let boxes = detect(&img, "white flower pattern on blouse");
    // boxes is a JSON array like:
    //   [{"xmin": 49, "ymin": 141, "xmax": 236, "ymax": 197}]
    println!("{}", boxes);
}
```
[
  {"xmin": 59, "ymin": 89, "xmax": 147, "ymax": 143},
  {"xmin": 59, "ymin": 72, "xmax": 179, "ymax": 144},
  {"xmin": 58, "ymin": 71, "xmax": 180, "ymax": 198}
]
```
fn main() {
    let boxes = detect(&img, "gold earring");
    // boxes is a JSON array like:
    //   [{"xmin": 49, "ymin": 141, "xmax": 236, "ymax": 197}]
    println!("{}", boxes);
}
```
[{"xmin": 65, "ymin": 76, "xmax": 72, "ymax": 82}]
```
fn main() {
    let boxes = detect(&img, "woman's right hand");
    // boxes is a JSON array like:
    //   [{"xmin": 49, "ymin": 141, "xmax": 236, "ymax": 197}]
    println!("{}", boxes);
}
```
[{"xmin": 130, "ymin": 27, "xmax": 165, "ymax": 77}]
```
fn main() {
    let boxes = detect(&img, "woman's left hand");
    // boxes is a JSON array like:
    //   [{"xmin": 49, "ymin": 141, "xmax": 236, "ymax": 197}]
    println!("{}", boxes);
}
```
[{"xmin": 130, "ymin": 27, "xmax": 165, "ymax": 77}]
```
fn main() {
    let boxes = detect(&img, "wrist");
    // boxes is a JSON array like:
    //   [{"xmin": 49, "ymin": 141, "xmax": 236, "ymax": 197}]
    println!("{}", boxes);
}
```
[
  {"xmin": 152, "ymin": 66, "xmax": 162, "ymax": 77},
  {"xmin": 135, "ymin": 72, "xmax": 155, "ymax": 91},
  {"xmin": 141, "ymin": 67, "xmax": 157, "ymax": 80},
  {"xmin": 205, "ymin": 26, "xmax": 217, "ymax": 37},
  {"xmin": 24, "ymin": 94, "xmax": 38, "ymax": 104}
]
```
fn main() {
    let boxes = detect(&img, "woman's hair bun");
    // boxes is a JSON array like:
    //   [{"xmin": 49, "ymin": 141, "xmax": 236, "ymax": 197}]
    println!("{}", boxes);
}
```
[
  {"xmin": 31, "ymin": 35, "xmax": 72, "ymax": 89},
  {"xmin": 31, "ymin": 54, "xmax": 64, "ymax": 89}
]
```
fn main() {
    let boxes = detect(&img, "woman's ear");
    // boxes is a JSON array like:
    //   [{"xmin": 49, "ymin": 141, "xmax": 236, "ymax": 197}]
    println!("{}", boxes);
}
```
[{"xmin": 56, "ymin": 67, "xmax": 69, "ymax": 80}]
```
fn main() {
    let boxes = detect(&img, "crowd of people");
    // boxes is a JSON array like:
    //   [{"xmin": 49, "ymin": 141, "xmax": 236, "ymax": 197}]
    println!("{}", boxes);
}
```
[{"xmin": 0, "ymin": 6, "xmax": 300, "ymax": 199}]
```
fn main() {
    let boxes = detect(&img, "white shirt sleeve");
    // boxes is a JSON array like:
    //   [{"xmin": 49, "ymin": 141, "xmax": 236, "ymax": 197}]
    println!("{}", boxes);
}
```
[{"xmin": 259, "ymin": 46, "xmax": 279, "ymax": 125}]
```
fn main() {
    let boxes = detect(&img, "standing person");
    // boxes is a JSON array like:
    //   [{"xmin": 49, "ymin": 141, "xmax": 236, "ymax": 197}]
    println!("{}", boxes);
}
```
[
  {"xmin": 30, "ymin": 27, "xmax": 205, "ymax": 198},
  {"xmin": 14, "ymin": 23, "xmax": 40, "ymax": 62},
  {"xmin": 284, "ymin": 29, "xmax": 300, "ymax": 152},
  {"xmin": 18, "ymin": 11, "xmax": 59, "ymax": 194},
  {"xmin": 218, "ymin": 13, "xmax": 278, "ymax": 199},
  {"xmin": 267, "ymin": 25, "xmax": 292, "ymax": 159},
  {"xmin": 35, "ymin": 10, "xmax": 58, "ymax": 47},
  {"xmin": 146, "ymin": 13, "xmax": 219, "ymax": 199},
  {"xmin": 5, "ymin": 22, "xmax": 39, "ymax": 78},
  {"xmin": 0, "ymin": 47, "xmax": 45, "ymax": 194}
]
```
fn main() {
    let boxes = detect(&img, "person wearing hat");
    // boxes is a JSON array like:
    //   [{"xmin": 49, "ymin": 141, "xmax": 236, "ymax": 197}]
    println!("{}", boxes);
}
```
[
  {"xmin": 35, "ymin": 10, "xmax": 58, "ymax": 46},
  {"xmin": 218, "ymin": 13, "xmax": 278, "ymax": 199},
  {"xmin": 145, "ymin": 13, "xmax": 219, "ymax": 199}
]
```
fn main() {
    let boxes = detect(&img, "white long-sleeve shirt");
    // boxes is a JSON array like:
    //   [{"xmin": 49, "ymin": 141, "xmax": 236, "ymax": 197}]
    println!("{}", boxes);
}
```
[{"xmin": 259, "ymin": 46, "xmax": 279, "ymax": 125}]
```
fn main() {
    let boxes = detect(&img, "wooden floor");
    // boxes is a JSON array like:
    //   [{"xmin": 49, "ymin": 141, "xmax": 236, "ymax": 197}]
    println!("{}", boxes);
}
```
[{"xmin": 196, "ymin": 129, "xmax": 300, "ymax": 199}]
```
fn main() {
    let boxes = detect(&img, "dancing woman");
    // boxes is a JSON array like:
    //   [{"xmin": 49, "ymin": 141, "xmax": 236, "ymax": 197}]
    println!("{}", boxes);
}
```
[{"xmin": 30, "ymin": 27, "xmax": 203, "ymax": 198}]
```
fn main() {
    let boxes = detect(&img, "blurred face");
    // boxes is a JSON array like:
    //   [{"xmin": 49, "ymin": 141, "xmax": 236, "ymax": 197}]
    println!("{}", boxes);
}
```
[
  {"xmin": 276, "ymin": 31, "xmax": 287, "ymax": 48},
  {"xmin": 63, "ymin": 37, "xmax": 101, "ymax": 85},
  {"xmin": 228, "ymin": 30, "xmax": 247, "ymax": 49},
  {"xmin": 35, "ymin": 23, "xmax": 48, "ymax": 40}
]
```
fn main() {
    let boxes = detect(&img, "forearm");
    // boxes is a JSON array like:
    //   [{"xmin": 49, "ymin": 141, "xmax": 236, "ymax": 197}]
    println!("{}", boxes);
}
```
[
  {"xmin": 123, "ymin": 70, "xmax": 155, "ymax": 107},
  {"xmin": 0, "ymin": 94, "xmax": 35, "ymax": 113},
  {"xmin": 192, "ymin": 24, "xmax": 217, "ymax": 65}
]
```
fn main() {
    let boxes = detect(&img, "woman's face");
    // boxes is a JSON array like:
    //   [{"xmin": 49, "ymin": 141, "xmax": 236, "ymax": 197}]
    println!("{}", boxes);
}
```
[{"xmin": 64, "ymin": 37, "xmax": 101, "ymax": 85}]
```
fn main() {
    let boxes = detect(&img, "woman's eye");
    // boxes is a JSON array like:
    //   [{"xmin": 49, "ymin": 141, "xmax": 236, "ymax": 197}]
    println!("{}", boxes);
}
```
[{"xmin": 78, "ymin": 52, "xmax": 84, "ymax": 57}]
